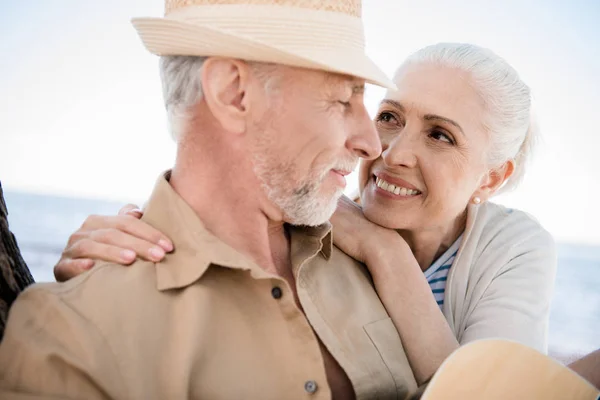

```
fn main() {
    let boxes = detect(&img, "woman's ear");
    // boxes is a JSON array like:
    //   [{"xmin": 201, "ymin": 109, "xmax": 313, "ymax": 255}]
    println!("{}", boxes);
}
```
[{"xmin": 472, "ymin": 160, "xmax": 515, "ymax": 203}]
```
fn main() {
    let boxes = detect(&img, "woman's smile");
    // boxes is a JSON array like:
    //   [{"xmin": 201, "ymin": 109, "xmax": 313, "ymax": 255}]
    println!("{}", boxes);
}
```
[{"xmin": 371, "ymin": 174, "xmax": 422, "ymax": 200}]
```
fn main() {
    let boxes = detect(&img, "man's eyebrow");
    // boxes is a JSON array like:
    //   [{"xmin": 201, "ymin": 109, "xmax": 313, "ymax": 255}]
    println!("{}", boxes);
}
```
[{"xmin": 351, "ymin": 84, "xmax": 365, "ymax": 95}]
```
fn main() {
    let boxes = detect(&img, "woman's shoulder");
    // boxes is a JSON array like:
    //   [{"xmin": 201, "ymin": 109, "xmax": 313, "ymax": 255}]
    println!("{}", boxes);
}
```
[
  {"xmin": 458, "ymin": 202, "xmax": 557, "ymax": 288},
  {"xmin": 462, "ymin": 202, "xmax": 556, "ymax": 275},
  {"xmin": 475, "ymin": 202, "xmax": 554, "ymax": 247}
]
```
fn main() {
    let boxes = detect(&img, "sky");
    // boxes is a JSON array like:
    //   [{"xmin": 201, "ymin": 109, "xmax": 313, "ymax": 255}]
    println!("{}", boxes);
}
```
[{"xmin": 1, "ymin": 0, "xmax": 599, "ymax": 244}]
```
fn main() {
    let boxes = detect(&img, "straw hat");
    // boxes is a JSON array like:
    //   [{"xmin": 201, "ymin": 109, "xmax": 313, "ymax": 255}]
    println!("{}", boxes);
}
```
[{"xmin": 131, "ymin": 0, "xmax": 395, "ymax": 89}]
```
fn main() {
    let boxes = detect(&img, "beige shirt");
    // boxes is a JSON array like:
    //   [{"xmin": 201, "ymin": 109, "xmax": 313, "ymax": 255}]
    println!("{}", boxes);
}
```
[{"xmin": 0, "ymin": 175, "xmax": 416, "ymax": 400}]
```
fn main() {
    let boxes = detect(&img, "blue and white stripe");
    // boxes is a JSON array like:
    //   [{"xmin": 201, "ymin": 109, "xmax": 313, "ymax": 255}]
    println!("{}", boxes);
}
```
[{"xmin": 424, "ymin": 235, "xmax": 463, "ymax": 309}]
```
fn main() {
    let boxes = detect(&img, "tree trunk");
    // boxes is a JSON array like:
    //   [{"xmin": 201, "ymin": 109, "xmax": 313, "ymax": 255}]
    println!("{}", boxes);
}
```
[{"xmin": 0, "ymin": 181, "xmax": 35, "ymax": 340}]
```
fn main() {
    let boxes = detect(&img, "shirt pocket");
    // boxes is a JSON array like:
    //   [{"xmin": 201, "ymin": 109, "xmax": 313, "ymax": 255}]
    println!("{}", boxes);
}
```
[{"xmin": 363, "ymin": 318, "xmax": 418, "ymax": 399}]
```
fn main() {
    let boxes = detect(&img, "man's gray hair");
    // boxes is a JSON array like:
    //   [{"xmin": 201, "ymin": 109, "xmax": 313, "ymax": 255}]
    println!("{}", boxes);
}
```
[
  {"xmin": 401, "ymin": 43, "xmax": 536, "ymax": 194},
  {"xmin": 159, "ymin": 56, "xmax": 206, "ymax": 140},
  {"xmin": 159, "ymin": 56, "xmax": 281, "ymax": 140}
]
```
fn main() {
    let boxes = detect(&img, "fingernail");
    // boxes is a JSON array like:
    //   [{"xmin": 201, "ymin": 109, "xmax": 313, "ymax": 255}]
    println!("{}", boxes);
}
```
[
  {"xmin": 158, "ymin": 239, "xmax": 173, "ymax": 252},
  {"xmin": 149, "ymin": 247, "xmax": 165, "ymax": 261},
  {"xmin": 82, "ymin": 260, "xmax": 95, "ymax": 270},
  {"xmin": 121, "ymin": 250, "xmax": 136, "ymax": 261},
  {"xmin": 127, "ymin": 209, "xmax": 143, "ymax": 217}
]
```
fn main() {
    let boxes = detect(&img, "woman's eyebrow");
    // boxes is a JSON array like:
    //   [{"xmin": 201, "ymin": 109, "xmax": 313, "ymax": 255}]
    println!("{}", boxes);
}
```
[
  {"xmin": 380, "ymin": 99, "xmax": 405, "ymax": 112},
  {"xmin": 424, "ymin": 114, "xmax": 464, "ymax": 136}
]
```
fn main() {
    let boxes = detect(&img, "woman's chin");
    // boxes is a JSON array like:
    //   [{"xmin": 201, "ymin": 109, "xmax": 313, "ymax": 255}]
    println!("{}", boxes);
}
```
[{"xmin": 363, "ymin": 205, "xmax": 411, "ymax": 230}]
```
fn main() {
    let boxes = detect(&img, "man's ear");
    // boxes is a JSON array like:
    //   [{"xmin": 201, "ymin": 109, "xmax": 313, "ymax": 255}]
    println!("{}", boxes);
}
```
[
  {"xmin": 201, "ymin": 58, "xmax": 252, "ymax": 134},
  {"xmin": 473, "ymin": 160, "xmax": 515, "ymax": 203}
]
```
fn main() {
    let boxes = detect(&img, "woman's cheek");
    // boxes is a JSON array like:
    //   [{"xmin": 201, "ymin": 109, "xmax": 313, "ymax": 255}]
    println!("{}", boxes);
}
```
[{"xmin": 358, "ymin": 160, "xmax": 373, "ymax": 192}]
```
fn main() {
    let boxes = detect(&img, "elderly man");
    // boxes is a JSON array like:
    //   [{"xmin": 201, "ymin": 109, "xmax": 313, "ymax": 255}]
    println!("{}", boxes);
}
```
[{"xmin": 0, "ymin": 0, "xmax": 418, "ymax": 399}]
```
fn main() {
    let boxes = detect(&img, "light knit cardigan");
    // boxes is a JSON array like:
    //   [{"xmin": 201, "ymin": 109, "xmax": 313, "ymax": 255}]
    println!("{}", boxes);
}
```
[{"xmin": 442, "ymin": 201, "xmax": 557, "ymax": 354}]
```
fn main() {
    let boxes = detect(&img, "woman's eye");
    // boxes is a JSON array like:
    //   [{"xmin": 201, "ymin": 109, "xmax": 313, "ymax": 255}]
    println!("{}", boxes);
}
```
[
  {"xmin": 376, "ymin": 111, "xmax": 398, "ymax": 124},
  {"xmin": 430, "ymin": 130, "xmax": 453, "ymax": 144}
]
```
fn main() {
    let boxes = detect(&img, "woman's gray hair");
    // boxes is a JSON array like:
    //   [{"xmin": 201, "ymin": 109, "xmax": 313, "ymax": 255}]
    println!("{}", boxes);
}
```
[
  {"xmin": 400, "ymin": 43, "xmax": 536, "ymax": 194},
  {"xmin": 159, "ymin": 56, "xmax": 281, "ymax": 140}
]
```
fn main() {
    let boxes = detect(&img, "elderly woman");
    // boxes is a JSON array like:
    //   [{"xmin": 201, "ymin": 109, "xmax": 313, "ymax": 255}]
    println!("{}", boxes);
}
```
[{"xmin": 54, "ymin": 43, "xmax": 556, "ymax": 384}]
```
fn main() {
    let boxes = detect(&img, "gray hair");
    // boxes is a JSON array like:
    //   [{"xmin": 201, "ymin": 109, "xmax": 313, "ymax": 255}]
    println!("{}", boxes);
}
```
[
  {"xmin": 159, "ymin": 56, "xmax": 281, "ymax": 140},
  {"xmin": 400, "ymin": 43, "xmax": 536, "ymax": 194}
]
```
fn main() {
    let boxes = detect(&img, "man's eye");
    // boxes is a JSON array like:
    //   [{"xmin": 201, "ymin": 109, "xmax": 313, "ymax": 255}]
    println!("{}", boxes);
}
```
[{"xmin": 338, "ymin": 101, "xmax": 351, "ymax": 108}]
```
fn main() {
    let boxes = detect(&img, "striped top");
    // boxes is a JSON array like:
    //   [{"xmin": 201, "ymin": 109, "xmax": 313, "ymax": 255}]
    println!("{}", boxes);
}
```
[{"xmin": 423, "ymin": 235, "xmax": 463, "ymax": 309}]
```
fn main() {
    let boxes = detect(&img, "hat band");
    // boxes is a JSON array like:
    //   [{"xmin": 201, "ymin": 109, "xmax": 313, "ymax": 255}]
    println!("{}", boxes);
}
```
[{"xmin": 166, "ymin": 5, "xmax": 366, "ymax": 52}]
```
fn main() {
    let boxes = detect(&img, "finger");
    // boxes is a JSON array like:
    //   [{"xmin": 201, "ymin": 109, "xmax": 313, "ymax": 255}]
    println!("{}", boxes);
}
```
[
  {"xmin": 65, "ymin": 238, "xmax": 138, "ymax": 265},
  {"xmin": 125, "ymin": 209, "xmax": 144, "ymax": 219},
  {"xmin": 86, "ymin": 228, "xmax": 167, "ymax": 262},
  {"xmin": 118, "ymin": 204, "xmax": 141, "ymax": 216},
  {"xmin": 54, "ymin": 258, "xmax": 95, "ymax": 282},
  {"xmin": 112, "ymin": 216, "xmax": 173, "ymax": 252},
  {"xmin": 65, "ymin": 230, "xmax": 91, "ymax": 248},
  {"xmin": 80, "ymin": 215, "xmax": 173, "ymax": 252}
]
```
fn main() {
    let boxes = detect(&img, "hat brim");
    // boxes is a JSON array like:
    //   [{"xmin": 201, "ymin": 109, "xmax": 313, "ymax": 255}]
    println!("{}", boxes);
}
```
[{"xmin": 131, "ymin": 17, "xmax": 396, "ymax": 90}]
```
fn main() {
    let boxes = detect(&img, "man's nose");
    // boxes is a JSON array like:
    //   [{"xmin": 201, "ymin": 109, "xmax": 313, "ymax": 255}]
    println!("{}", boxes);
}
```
[{"xmin": 347, "ymin": 108, "xmax": 382, "ymax": 160}]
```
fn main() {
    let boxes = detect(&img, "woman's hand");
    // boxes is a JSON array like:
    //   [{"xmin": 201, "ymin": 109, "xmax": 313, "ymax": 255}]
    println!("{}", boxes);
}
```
[
  {"xmin": 53, "ymin": 204, "xmax": 173, "ymax": 282},
  {"xmin": 330, "ymin": 195, "xmax": 409, "ymax": 268},
  {"xmin": 333, "ymin": 195, "xmax": 459, "ymax": 385}
]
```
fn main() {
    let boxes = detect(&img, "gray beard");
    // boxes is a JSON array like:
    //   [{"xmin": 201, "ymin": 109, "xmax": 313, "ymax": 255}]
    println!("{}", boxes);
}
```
[{"xmin": 251, "ymin": 155, "xmax": 340, "ymax": 226}]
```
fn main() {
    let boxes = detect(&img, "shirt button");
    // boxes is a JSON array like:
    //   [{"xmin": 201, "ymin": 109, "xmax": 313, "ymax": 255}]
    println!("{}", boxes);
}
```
[
  {"xmin": 304, "ymin": 380, "xmax": 318, "ymax": 394},
  {"xmin": 271, "ymin": 286, "xmax": 282, "ymax": 299}
]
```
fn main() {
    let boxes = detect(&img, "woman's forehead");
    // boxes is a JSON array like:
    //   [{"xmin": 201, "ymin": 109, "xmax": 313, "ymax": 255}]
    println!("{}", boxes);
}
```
[{"xmin": 384, "ymin": 64, "xmax": 484, "ymax": 121}]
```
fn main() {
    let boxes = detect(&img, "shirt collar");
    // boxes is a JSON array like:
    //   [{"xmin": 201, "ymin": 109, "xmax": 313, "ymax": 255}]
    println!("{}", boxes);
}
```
[{"xmin": 141, "ymin": 171, "xmax": 332, "ymax": 291}]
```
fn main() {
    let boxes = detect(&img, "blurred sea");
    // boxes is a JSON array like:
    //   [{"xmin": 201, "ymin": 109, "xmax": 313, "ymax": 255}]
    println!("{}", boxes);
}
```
[{"xmin": 3, "ymin": 190, "xmax": 599, "ymax": 362}]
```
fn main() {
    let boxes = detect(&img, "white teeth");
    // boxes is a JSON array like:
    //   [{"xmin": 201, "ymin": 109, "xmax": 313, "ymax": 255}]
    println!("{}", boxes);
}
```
[{"xmin": 375, "ymin": 177, "xmax": 420, "ymax": 197}]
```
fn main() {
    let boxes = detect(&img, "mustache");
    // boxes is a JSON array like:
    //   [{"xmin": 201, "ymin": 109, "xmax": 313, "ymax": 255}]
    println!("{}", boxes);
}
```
[
  {"xmin": 330, "ymin": 158, "xmax": 359, "ymax": 174},
  {"xmin": 310, "ymin": 157, "xmax": 358, "ymax": 185}
]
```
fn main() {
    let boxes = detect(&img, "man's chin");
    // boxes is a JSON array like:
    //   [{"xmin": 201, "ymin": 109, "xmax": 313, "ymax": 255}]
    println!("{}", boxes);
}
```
[{"xmin": 284, "ymin": 196, "xmax": 339, "ymax": 226}]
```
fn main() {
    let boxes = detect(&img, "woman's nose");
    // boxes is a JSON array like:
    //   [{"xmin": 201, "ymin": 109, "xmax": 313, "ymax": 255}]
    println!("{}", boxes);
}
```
[{"xmin": 382, "ymin": 133, "xmax": 418, "ymax": 169}]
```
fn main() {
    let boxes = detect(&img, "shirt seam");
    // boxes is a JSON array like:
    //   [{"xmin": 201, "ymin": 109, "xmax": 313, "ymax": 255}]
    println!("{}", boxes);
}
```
[{"xmin": 27, "ymin": 287, "xmax": 129, "ymax": 398}]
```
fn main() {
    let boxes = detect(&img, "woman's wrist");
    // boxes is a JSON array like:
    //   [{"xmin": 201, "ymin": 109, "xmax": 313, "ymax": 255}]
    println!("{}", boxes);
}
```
[{"xmin": 364, "ymin": 236, "xmax": 417, "ymax": 280}]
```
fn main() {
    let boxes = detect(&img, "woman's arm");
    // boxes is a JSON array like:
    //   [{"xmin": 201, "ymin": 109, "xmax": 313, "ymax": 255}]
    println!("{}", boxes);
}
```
[
  {"xmin": 331, "ymin": 196, "xmax": 458, "ymax": 385},
  {"xmin": 366, "ymin": 244, "xmax": 459, "ymax": 385},
  {"xmin": 569, "ymin": 349, "xmax": 600, "ymax": 389}
]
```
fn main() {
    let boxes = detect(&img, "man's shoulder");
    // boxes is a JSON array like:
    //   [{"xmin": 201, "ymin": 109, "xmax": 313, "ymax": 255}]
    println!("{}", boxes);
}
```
[
  {"xmin": 36, "ymin": 259, "xmax": 155, "ymax": 293},
  {"xmin": 1, "ymin": 261, "xmax": 166, "ymax": 398},
  {"xmin": 330, "ymin": 245, "xmax": 365, "ymax": 266},
  {"xmin": 17, "ymin": 260, "xmax": 158, "ymax": 323},
  {"xmin": 324, "ymin": 245, "xmax": 373, "ymax": 284}
]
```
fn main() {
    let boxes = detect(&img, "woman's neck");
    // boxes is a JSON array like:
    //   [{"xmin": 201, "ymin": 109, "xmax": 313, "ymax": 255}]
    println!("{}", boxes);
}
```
[{"xmin": 398, "ymin": 209, "xmax": 468, "ymax": 272}]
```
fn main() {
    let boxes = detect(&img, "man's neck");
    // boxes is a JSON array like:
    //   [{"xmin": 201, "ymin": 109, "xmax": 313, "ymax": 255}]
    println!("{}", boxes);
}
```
[{"xmin": 169, "ymin": 155, "xmax": 291, "ymax": 278}]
